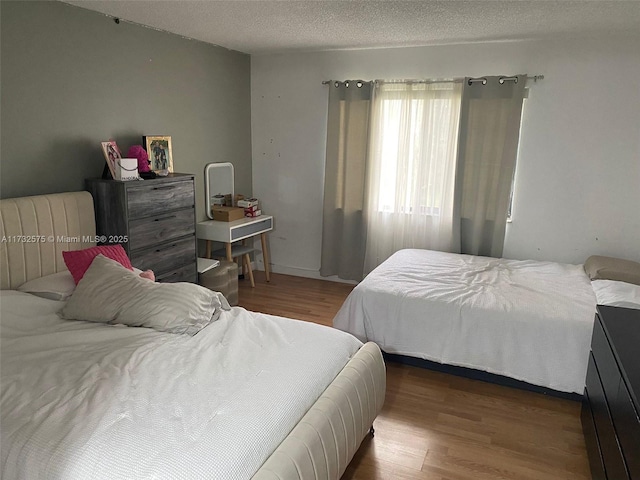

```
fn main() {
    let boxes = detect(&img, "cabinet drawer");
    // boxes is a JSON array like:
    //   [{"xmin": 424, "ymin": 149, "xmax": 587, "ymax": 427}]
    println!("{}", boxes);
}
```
[
  {"xmin": 586, "ymin": 353, "xmax": 629, "ymax": 480},
  {"xmin": 592, "ymin": 316, "xmax": 623, "ymax": 399},
  {"xmin": 129, "ymin": 208, "xmax": 195, "ymax": 251},
  {"xmin": 613, "ymin": 380, "xmax": 640, "ymax": 478},
  {"xmin": 230, "ymin": 216, "xmax": 273, "ymax": 241},
  {"xmin": 127, "ymin": 180, "xmax": 194, "ymax": 218},
  {"xmin": 130, "ymin": 235, "xmax": 196, "ymax": 274},
  {"xmin": 582, "ymin": 389, "xmax": 607, "ymax": 480},
  {"xmin": 156, "ymin": 263, "xmax": 197, "ymax": 284}
]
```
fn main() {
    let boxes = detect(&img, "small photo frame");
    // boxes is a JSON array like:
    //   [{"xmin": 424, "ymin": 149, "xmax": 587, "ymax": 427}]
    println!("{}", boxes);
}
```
[
  {"xmin": 143, "ymin": 136, "xmax": 173, "ymax": 173},
  {"xmin": 101, "ymin": 140, "xmax": 121, "ymax": 179}
]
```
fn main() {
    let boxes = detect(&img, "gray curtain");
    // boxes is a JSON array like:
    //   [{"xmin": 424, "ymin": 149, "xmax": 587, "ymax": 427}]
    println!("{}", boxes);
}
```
[
  {"xmin": 320, "ymin": 81, "xmax": 372, "ymax": 280},
  {"xmin": 453, "ymin": 75, "xmax": 527, "ymax": 257}
]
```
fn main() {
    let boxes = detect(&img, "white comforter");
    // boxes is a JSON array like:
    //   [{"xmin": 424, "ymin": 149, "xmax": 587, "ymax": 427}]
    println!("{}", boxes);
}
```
[
  {"xmin": 334, "ymin": 249, "xmax": 597, "ymax": 394},
  {"xmin": 0, "ymin": 291, "xmax": 362, "ymax": 480}
]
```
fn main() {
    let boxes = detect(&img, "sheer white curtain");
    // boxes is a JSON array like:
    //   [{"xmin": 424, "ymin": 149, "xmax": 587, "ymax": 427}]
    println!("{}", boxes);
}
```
[{"xmin": 363, "ymin": 81, "xmax": 462, "ymax": 274}]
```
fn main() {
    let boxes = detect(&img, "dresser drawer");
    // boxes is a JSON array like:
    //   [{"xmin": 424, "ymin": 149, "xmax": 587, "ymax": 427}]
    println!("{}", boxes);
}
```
[
  {"xmin": 582, "ymin": 389, "xmax": 607, "ymax": 480},
  {"xmin": 129, "ymin": 208, "xmax": 195, "ymax": 251},
  {"xmin": 586, "ymin": 353, "xmax": 629, "ymax": 480},
  {"xmin": 156, "ymin": 263, "xmax": 197, "ymax": 284},
  {"xmin": 127, "ymin": 180, "xmax": 194, "ymax": 218},
  {"xmin": 130, "ymin": 235, "xmax": 195, "ymax": 274},
  {"xmin": 592, "ymin": 316, "xmax": 623, "ymax": 399},
  {"xmin": 613, "ymin": 380, "xmax": 640, "ymax": 478}
]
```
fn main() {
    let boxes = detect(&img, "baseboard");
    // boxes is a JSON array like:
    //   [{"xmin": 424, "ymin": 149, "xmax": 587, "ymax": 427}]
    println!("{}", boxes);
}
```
[{"xmin": 253, "ymin": 259, "xmax": 357, "ymax": 285}]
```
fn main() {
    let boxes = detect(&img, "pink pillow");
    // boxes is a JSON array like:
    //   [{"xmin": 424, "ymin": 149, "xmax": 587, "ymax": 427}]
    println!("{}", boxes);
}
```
[{"xmin": 63, "ymin": 245, "xmax": 133, "ymax": 284}]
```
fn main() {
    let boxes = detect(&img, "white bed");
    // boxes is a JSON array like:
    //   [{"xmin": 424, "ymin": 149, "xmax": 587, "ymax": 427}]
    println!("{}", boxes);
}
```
[
  {"xmin": 0, "ymin": 192, "xmax": 386, "ymax": 480},
  {"xmin": 333, "ymin": 248, "xmax": 597, "ymax": 394}
]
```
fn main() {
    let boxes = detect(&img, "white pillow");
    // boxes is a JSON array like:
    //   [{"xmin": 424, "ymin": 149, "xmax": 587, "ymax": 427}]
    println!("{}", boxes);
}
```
[
  {"xmin": 18, "ymin": 271, "xmax": 76, "ymax": 301},
  {"xmin": 16, "ymin": 267, "xmax": 145, "ymax": 301},
  {"xmin": 59, "ymin": 255, "xmax": 230, "ymax": 334},
  {"xmin": 592, "ymin": 279, "xmax": 640, "ymax": 310}
]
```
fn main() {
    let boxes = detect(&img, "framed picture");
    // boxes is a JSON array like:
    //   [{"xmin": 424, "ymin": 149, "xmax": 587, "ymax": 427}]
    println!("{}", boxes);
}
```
[
  {"xmin": 101, "ymin": 140, "xmax": 121, "ymax": 179},
  {"xmin": 143, "ymin": 136, "xmax": 173, "ymax": 173}
]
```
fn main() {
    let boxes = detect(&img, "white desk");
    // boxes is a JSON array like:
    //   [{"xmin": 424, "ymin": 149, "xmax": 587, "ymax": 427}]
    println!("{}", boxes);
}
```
[{"xmin": 197, "ymin": 215, "xmax": 273, "ymax": 281}]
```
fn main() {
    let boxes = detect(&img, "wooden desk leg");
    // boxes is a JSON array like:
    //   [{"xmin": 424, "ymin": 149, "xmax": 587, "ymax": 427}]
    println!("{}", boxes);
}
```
[
  {"xmin": 240, "ymin": 239, "xmax": 246, "ymax": 276},
  {"xmin": 244, "ymin": 254, "xmax": 255, "ymax": 288},
  {"xmin": 225, "ymin": 242, "xmax": 233, "ymax": 262},
  {"xmin": 206, "ymin": 240, "xmax": 212, "ymax": 259},
  {"xmin": 260, "ymin": 233, "xmax": 271, "ymax": 282}
]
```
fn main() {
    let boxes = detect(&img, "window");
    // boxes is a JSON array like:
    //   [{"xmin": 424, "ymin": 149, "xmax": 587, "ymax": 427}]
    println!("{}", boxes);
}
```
[
  {"xmin": 363, "ymin": 81, "xmax": 463, "ymax": 273},
  {"xmin": 368, "ymin": 82, "xmax": 462, "ymax": 218}
]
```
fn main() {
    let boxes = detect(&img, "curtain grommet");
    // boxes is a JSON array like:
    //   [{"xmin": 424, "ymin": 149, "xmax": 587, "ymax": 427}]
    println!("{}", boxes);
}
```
[{"xmin": 468, "ymin": 77, "xmax": 487, "ymax": 86}]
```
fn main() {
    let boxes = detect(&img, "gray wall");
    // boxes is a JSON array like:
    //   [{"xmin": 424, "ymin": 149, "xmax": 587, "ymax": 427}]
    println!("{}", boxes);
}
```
[{"xmin": 0, "ymin": 1, "xmax": 252, "ymax": 221}]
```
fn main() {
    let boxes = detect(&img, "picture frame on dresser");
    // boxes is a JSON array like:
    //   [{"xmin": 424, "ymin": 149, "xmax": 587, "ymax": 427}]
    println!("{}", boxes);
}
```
[
  {"xmin": 85, "ymin": 173, "xmax": 197, "ymax": 284},
  {"xmin": 100, "ymin": 140, "xmax": 121, "ymax": 179},
  {"xmin": 143, "ymin": 135, "xmax": 173, "ymax": 173}
]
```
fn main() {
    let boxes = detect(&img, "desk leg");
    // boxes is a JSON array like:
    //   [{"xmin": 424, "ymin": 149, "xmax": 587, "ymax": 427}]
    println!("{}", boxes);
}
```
[
  {"xmin": 225, "ymin": 242, "xmax": 233, "ymax": 262},
  {"xmin": 260, "ymin": 233, "xmax": 271, "ymax": 282},
  {"xmin": 240, "ymin": 239, "xmax": 246, "ymax": 276},
  {"xmin": 206, "ymin": 240, "xmax": 212, "ymax": 259}
]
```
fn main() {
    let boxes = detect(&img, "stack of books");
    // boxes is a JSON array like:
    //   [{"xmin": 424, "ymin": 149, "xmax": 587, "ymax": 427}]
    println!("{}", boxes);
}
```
[{"xmin": 238, "ymin": 198, "xmax": 261, "ymax": 218}]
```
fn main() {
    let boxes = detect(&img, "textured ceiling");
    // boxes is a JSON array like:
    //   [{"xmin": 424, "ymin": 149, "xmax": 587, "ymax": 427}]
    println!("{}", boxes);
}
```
[{"xmin": 63, "ymin": 1, "xmax": 640, "ymax": 54}]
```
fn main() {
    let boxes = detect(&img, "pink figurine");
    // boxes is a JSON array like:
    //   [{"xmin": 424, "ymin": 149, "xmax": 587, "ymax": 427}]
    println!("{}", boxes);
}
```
[{"xmin": 127, "ymin": 145, "xmax": 150, "ymax": 173}]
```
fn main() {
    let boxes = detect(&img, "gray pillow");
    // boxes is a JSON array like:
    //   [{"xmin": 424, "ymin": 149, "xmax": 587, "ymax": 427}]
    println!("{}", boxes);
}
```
[
  {"xmin": 59, "ymin": 255, "xmax": 230, "ymax": 335},
  {"xmin": 584, "ymin": 255, "xmax": 640, "ymax": 286}
]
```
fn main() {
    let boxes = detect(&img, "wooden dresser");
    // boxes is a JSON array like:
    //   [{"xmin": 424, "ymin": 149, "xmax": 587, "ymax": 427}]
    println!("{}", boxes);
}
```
[
  {"xmin": 86, "ymin": 173, "xmax": 197, "ymax": 283},
  {"xmin": 582, "ymin": 305, "xmax": 640, "ymax": 480}
]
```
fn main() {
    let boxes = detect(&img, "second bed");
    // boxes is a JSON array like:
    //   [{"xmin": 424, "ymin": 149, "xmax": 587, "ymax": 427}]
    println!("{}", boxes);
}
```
[{"xmin": 333, "ymin": 248, "xmax": 597, "ymax": 395}]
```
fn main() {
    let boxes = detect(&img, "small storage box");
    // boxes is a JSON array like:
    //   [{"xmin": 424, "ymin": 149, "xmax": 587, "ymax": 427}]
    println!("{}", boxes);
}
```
[
  {"xmin": 198, "ymin": 260, "xmax": 239, "ymax": 306},
  {"xmin": 211, "ymin": 206, "xmax": 245, "ymax": 222}
]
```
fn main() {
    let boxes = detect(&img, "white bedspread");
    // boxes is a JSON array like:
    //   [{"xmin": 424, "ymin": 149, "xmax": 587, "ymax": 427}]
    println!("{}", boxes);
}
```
[
  {"xmin": 0, "ymin": 291, "xmax": 361, "ymax": 480},
  {"xmin": 333, "ymin": 249, "xmax": 597, "ymax": 394}
]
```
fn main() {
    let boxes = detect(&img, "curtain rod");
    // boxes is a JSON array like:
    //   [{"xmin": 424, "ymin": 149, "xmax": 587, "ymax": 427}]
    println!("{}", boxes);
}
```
[{"xmin": 322, "ymin": 75, "xmax": 544, "ymax": 86}]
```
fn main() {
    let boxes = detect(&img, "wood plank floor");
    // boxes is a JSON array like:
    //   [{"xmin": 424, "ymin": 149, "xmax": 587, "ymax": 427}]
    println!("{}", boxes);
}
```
[{"xmin": 238, "ymin": 272, "xmax": 591, "ymax": 480}]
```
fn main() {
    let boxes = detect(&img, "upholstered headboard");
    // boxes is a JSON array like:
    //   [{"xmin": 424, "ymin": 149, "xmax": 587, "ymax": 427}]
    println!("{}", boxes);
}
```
[{"xmin": 0, "ymin": 192, "xmax": 96, "ymax": 290}]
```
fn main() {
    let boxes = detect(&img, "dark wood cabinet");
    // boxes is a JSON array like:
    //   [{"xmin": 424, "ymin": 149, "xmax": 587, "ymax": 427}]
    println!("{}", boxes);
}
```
[
  {"xmin": 582, "ymin": 305, "xmax": 640, "ymax": 480},
  {"xmin": 86, "ymin": 174, "xmax": 197, "ymax": 283}
]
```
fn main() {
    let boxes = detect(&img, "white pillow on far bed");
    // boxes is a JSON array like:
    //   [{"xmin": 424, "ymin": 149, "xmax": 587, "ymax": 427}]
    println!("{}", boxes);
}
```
[
  {"xmin": 592, "ymin": 279, "xmax": 640, "ymax": 310},
  {"xmin": 59, "ymin": 255, "xmax": 230, "ymax": 334}
]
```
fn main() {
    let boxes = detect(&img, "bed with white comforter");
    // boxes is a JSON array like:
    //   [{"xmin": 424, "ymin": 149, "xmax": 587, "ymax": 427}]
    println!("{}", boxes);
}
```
[
  {"xmin": 1, "ymin": 191, "xmax": 386, "ymax": 480},
  {"xmin": 1, "ymin": 290, "xmax": 364, "ymax": 479},
  {"xmin": 334, "ymin": 249, "xmax": 598, "ymax": 394}
]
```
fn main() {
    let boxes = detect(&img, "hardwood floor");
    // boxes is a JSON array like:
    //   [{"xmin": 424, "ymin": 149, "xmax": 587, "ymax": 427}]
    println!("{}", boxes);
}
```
[
  {"xmin": 238, "ymin": 272, "xmax": 591, "ymax": 480},
  {"xmin": 237, "ymin": 270, "xmax": 353, "ymax": 327}
]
